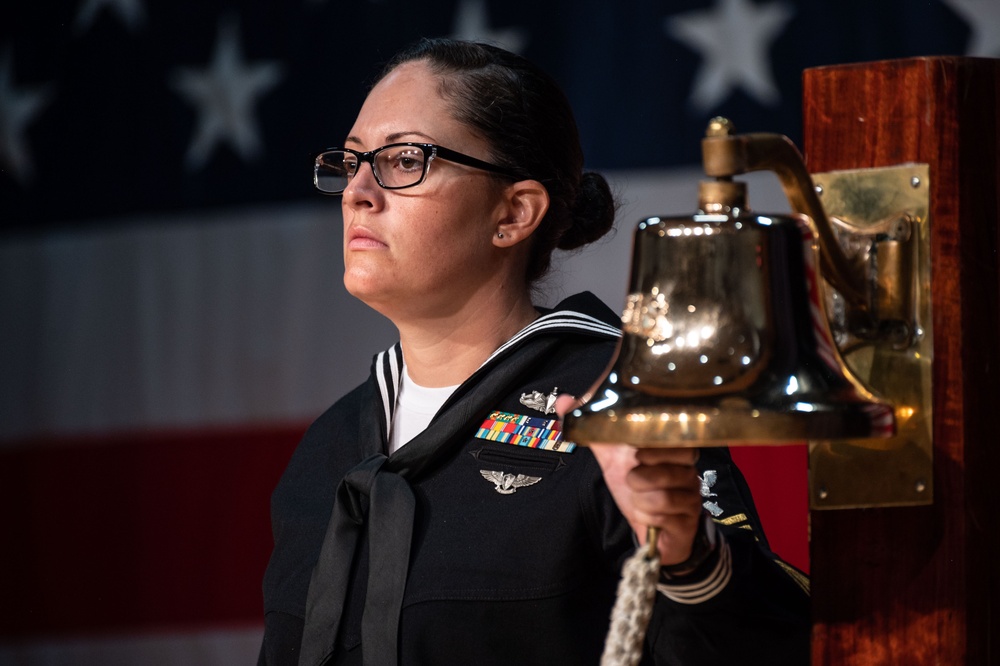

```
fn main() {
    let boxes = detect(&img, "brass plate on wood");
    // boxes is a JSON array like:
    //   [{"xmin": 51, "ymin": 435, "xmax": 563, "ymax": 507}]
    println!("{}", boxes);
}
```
[{"xmin": 809, "ymin": 164, "xmax": 933, "ymax": 509}]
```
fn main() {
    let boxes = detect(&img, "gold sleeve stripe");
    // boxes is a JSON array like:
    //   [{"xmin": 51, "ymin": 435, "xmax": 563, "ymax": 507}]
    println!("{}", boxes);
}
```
[
  {"xmin": 715, "ymin": 513, "xmax": 749, "ymax": 526},
  {"xmin": 776, "ymin": 560, "xmax": 811, "ymax": 595}
]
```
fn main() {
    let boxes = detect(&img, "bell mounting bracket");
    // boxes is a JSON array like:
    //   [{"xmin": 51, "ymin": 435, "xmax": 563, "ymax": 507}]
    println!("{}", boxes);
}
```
[{"xmin": 702, "ymin": 118, "xmax": 932, "ymax": 509}]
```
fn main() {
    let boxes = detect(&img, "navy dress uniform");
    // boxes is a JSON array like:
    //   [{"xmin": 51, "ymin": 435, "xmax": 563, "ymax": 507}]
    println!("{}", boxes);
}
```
[{"xmin": 259, "ymin": 293, "xmax": 810, "ymax": 666}]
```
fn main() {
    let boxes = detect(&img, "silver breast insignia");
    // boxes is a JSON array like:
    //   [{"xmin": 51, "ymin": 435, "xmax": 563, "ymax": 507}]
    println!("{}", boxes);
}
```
[
  {"xmin": 519, "ymin": 386, "xmax": 559, "ymax": 415},
  {"xmin": 480, "ymin": 470, "xmax": 542, "ymax": 495}
]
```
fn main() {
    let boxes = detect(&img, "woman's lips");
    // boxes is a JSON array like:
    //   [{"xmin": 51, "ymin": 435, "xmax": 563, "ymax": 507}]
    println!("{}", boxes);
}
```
[{"xmin": 347, "ymin": 227, "xmax": 387, "ymax": 250}]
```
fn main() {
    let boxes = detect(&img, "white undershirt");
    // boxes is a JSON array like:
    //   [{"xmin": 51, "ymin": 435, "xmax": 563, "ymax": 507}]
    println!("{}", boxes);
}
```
[{"xmin": 388, "ymin": 366, "xmax": 459, "ymax": 454}]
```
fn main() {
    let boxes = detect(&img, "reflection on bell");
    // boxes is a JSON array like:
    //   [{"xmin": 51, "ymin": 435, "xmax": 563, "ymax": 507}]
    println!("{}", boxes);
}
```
[{"xmin": 564, "ymin": 180, "xmax": 895, "ymax": 448}]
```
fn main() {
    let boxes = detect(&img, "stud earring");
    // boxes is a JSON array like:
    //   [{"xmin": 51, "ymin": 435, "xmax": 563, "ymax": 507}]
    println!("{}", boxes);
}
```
[{"xmin": 497, "ymin": 232, "xmax": 504, "ymax": 239}]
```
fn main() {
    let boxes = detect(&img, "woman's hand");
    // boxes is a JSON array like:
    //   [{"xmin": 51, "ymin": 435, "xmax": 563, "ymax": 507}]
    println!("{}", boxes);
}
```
[{"xmin": 555, "ymin": 395, "xmax": 704, "ymax": 567}]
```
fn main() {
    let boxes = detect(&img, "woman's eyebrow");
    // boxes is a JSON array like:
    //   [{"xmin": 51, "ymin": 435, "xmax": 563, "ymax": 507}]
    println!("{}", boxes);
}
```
[
  {"xmin": 343, "ymin": 131, "xmax": 435, "ymax": 147},
  {"xmin": 384, "ymin": 131, "xmax": 436, "ymax": 143}
]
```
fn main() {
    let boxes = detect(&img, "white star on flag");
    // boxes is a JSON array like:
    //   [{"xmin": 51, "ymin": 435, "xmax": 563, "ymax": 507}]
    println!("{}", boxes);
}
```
[
  {"xmin": 169, "ymin": 16, "xmax": 284, "ymax": 170},
  {"xmin": 0, "ymin": 50, "xmax": 52, "ymax": 185},
  {"xmin": 450, "ymin": 0, "xmax": 527, "ymax": 54},
  {"xmin": 75, "ymin": 0, "xmax": 146, "ymax": 33},
  {"xmin": 941, "ymin": 0, "xmax": 1000, "ymax": 56},
  {"xmin": 666, "ymin": 0, "xmax": 794, "ymax": 111}
]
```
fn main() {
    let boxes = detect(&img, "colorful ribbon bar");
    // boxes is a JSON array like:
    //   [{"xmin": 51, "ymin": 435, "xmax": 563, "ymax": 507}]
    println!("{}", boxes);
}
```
[{"xmin": 475, "ymin": 410, "xmax": 575, "ymax": 453}]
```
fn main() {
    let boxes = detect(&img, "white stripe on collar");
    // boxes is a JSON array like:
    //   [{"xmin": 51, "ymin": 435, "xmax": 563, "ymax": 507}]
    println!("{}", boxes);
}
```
[
  {"xmin": 483, "ymin": 310, "xmax": 621, "ymax": 367},
  {"xmin": 374, "ymin": 344, "xmax": 403, "ymax": 437}
]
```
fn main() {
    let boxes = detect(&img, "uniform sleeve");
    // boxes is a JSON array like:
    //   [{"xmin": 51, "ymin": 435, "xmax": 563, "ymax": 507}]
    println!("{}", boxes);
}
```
[
  {"xmin": 646, "ymin": 446, "xmax": 811, "ymax": 664},
  {"xmin": 259, "ymin": 383, "xmax": 374, "ymax": 665},
  {"xmin": 584, "ymin": 445, "xmax": 811, "ymax": 664},
  {"xmin": 258, "ymin": 611, "xmax": 304, "ymax": 666}
]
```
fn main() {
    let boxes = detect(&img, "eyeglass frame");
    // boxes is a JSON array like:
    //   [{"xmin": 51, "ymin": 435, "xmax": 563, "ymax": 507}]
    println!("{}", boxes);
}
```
[{"xmin": 313, "ymin": 142, "xmax": 523, "ymax": 194}]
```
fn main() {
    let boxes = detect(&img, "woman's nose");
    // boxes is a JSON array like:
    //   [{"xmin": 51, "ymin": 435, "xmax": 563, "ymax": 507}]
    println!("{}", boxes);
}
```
[{"xmin": 341, "ymin": 161, "xmax": 382, "ymax": 208}]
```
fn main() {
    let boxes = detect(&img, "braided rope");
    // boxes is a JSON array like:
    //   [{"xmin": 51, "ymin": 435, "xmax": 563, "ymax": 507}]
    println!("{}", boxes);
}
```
[{"xmin": 600, "ymin": 530, "xmax": 661, "ymax": 666}]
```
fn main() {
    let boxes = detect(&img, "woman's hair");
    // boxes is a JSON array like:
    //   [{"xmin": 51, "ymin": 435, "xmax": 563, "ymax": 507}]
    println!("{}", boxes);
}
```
[{"xmin": 375, "ymin": 38, "xmax": 617, "ymax": 284}]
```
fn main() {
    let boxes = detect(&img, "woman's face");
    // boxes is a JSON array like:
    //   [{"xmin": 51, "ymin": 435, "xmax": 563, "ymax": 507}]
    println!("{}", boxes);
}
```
[{"xmin": 340, "ymin": 60, "xmax": 511, "ymax": 320}]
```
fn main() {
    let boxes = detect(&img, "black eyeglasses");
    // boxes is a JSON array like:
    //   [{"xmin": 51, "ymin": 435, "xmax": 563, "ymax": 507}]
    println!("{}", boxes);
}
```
[{"xmin": 313, "ymin": 142, "xmax": 521, "ymax": 194}]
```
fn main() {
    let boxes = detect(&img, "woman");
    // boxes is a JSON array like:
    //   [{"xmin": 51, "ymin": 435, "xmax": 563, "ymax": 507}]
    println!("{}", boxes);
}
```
[{"xmin": 260, "ymin": 38, "xmax": 809, "ymax": 666}]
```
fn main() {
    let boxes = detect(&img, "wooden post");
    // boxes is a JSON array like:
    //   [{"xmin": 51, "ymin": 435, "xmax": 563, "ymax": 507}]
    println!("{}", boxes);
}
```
[{"xmin": 803, "ymin": 57, "xmax": 1000, "ymax": 664}]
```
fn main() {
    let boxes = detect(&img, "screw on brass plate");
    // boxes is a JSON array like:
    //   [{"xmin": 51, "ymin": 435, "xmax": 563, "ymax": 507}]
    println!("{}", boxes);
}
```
[
  {"xmin": 915, "ymin": 480, "xmax": 927, "ymax": 493},
  {"xmin": 815, "ymin": 185, "xmax": 824, "ymax": 196},
  {"xmin": 891, "ymin": 216, "xmax": 911, "ymax": 241},
  {"xmin": 910, "ymin": 176, "xmax": 921, "ymax": 188},
  {"xmin": 818, "ymin": 487, "xmax": 829, "ymax": 500}
]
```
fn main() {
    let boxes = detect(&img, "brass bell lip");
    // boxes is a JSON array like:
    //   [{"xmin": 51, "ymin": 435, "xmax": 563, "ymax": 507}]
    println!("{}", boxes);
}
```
[{"xmin": 566, "ymin": 385, "xmax": 894, "ymax": 447}]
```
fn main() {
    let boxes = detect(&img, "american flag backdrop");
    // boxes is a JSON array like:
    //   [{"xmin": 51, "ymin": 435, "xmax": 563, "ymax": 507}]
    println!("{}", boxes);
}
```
[{"xmin": 1, "ymin": 0, "xmax": 995, "ymax": 663}]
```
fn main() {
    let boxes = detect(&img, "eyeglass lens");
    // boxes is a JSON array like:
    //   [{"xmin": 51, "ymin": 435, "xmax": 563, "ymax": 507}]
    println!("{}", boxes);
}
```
[{"xmin": 315, "ymin": 146, "xmax": 429, "ymax": 193}]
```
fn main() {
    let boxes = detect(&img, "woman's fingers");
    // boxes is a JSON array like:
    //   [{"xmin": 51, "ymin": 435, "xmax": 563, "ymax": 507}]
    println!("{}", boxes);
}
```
[
  {"xmin": 553, "ymin": 393, "xmax": 579, "ymax": 418},
  {"xmin": 635, "ymin": 446, "xmax": 699, "ymax": 466},
  {"xmin": 557, "ymin": 394, "xmax": 707, "ymax": 565},
  {"xmin": 589, "ymin": 442, "xmax": 705, "ymax": 565}
]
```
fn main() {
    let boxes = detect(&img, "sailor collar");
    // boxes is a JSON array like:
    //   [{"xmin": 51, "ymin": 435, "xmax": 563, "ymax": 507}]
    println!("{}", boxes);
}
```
[{"xmin": 370, "ymin": 292, "xmax": 622, "ymax": 439}]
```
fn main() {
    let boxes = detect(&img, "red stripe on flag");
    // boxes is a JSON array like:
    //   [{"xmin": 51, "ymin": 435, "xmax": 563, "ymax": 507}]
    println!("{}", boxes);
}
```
[
  {"xmin": 730, "ymin": 445, "xmax": 809, "ymax": 574},
  {"xmin": 0, "ymin": 429, "xmax": 809, "ymax": 641},
  {"xmin": 0, "ymin": 424, "xmax": 305, "ymax": 639}
]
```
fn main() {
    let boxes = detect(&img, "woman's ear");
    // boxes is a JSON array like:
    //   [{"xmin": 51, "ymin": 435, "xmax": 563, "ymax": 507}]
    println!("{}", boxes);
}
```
[{"xmin": 494, "ymin": 180, "xmax": 549, "ymax": 246}]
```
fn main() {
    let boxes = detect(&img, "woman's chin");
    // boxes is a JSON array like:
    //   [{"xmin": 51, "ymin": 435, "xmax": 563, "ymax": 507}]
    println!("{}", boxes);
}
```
[{"xmin": 344, "ymin": 274, "xmax": 395, "ymax": 309}]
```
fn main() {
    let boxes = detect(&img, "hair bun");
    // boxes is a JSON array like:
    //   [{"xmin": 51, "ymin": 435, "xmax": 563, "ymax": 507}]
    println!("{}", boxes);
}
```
[{"xmin": 558, "ymin": 171, "xmax": 617, "ymax": 251}]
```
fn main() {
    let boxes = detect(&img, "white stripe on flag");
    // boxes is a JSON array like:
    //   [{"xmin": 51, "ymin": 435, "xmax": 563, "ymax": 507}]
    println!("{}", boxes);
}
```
[{"xmin": 0, "ymin": 201, "xmax": 398, "ymax": 445}]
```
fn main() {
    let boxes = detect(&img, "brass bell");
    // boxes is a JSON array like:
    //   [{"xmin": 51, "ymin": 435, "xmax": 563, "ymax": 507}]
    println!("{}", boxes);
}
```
[{"xmin": 564, "ymin": 176, "xmax": 895, "ymax": 448}]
